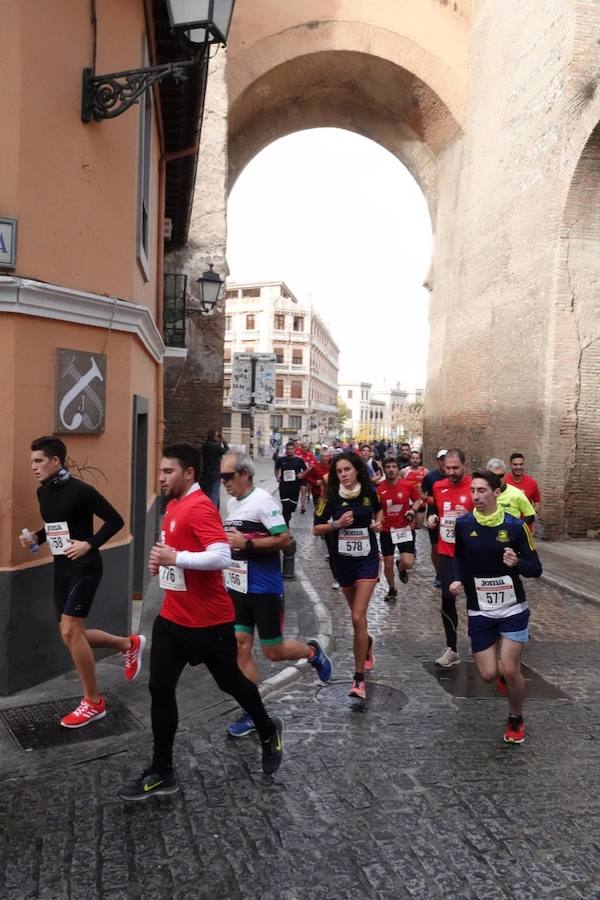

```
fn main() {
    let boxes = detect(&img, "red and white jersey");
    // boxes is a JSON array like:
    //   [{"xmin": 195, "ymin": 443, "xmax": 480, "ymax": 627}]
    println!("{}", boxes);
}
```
[
  {"xmin": 402, "ymin": 466, "xmax": 428, "ymax": 507},
  {"xmin": 159, "ymin": 485, "xmax": 234, "ymax": 629},
  {"xmin": 431, "ymin": 477, "xmax": 474, "ymax": 558},
  {"xmin": 377, "ymin": 478, "xmax": 420, "ymax": 531},
  {"xmin": 295, "ymin": 447, "xmax": 318, "ymax": 469}
]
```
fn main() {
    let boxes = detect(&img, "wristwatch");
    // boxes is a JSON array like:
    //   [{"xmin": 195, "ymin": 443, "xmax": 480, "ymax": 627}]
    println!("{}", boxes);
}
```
[{"xmin": 245, "ymin": 538, "xmax": 254, "ymax": 552}]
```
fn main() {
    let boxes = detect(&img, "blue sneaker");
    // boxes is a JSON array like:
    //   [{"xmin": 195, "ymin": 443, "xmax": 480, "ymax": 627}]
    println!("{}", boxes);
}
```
[
  {"xmin": 433, "ymin": 577, "xmax": 442, "ymax": 588},
  {"xmin": 227, "ymin": 712, "xmax": 256, "ymax": 738},
  {"xmin": 307, "ymin": 639, "xmax": 333, "ymax": 683}
]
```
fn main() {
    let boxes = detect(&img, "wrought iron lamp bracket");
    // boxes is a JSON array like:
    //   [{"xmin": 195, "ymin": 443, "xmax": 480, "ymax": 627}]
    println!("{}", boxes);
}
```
[{"xmin": 81, "ymin": 59, "xmax": 197, "ymax": 123}]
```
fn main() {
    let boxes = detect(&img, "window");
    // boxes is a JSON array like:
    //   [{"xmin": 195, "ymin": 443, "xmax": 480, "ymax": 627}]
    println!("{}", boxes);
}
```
[
  {"xmin": 275, "ymin": 348, "xmax": 284, "ymax": 364},
  {"xmin": 241, "ymin": 288, "xmax": 260, "ymax": 298},
  {"xmin": 291, "ymin": 380, "xmax": 302, "ymax": 399},
  {"xmin": 137, "ymin": 40, "xmax": 152, "ymax": 279},
  {"xmin": 225, "ymin": 289, "xmax": 238, "ymax": 299},
  {"xmin": 241, "ymin": 413, "xmax": 252, "ymax": 428},
  {"xmin": 347, "ymin": 390, "xmax": 353, "ymax": 399},
  {"xmin": 292, "ymin": 350, "xmax": 303, "ymax": 365},
  {"xmin": 274, "ymin": 313, "xmax": 285, "ymax": 330},
  {"xmin": 225, "ymin": 315, "xmax": 232, "ymax": 331},
  {"xmin": 289, "ymin": 415, "xmax": 302, "ymax": 430},
  {"xmin": 246, "ymin": 313, "xmax": 255, "ymax": 329},
  {"xmin": 222, "ymin": 412, "xmax": 232, "ymax": 428},
  {"xmin": 276, "ymin": 379, "xmax": 284, "ymax": 398},
  {"xmin": 223, "ymin": 348, "xmax": 231, "ymax": 362},
  {"xmin": 271, "ymin": 414, "xmax": 283, "ymax": 429},
  {"xmin": 293, "ymin": 316, "xmax": 304, "ymax": 332}
]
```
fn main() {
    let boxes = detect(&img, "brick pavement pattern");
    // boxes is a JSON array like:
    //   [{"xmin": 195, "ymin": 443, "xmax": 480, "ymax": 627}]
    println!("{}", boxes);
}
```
[{"xmin": 2, "ymin": 508, "xmax": 600, "ymax": 899}]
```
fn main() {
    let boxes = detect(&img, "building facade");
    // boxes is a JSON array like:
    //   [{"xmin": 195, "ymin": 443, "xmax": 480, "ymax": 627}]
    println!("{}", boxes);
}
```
[
  {"xmin": 222, "ymin": 281, "xmax": 338, "ymax": 453},
  {"xmin": 0, "ymin": 1, "xmax": 214, "ymax": 692}
]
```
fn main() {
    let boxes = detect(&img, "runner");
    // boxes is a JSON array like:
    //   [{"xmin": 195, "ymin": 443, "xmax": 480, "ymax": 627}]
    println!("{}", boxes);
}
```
[
  {"xmin": 427, "ymin": 449, "xmax": 473, "ymax": 666},
  {"xmin": 19, "ymin": 435, "xmax": 144, "ymax": 728},
  {"xmin": 295, "ymin": 441, "xmax": 318, "ymax": 513},
  {"xmin": 360, "ymin": 444, "xmax": 383, "ymax": 482},
  {"xmin": 275, "ymin": 441, "xmax": 307, "ymax": 526},
  {"xmin": 376, "ymin": 457, "xmax": 420, "ymax": 601},
  {"xmin": 220, "ymin": 449, "xmax": 332, "ymax": 738},
  {"xmin": 486, "ymin": 458, "xmax": 536, "ymax": 530},
  {"xmin": 505, "ymin": 452, "xmax": 541, "ymax": 514},
  {"xmin": 401, "ymin": 449, "xmax": 428, "ymax": 528},
  {"xmin": 449, "ymin": 469, "xmax": 542, "ymax": 744},
  {"xmin": 119, "ymin": 444, "xmax": 283, "ymax": 800},
  {"xmin": 396, "ymin": 442, "xmax": 411, "ymax": 470},
  {"xmin": 313, "ymin": 451, "xmax": 383, "ymax": 700},
  {"xmin": 421, "ymin": 450, "xmax": 447, "ymax": 587}
]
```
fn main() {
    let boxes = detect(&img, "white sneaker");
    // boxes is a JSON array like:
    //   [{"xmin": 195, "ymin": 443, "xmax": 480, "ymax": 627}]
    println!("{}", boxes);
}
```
[
  {"xmin": 331, "ymin": 580, "xmax": 340, "ymax": 590},
  {"xmin": 435, "ymin": 647, "xmax": 460, "ymax": 667}
]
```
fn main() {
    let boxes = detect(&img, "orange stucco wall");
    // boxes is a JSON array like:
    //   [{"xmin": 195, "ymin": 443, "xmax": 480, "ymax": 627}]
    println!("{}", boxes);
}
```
[{"xmin": 0, "ymin": 1, "xmax": 160, "ymax": 316}]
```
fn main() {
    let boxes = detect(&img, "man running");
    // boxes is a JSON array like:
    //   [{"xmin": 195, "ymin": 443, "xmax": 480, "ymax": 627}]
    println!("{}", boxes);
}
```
[
  {"xmin": 19, "ymin": 435, "xmax": 144, "ymax": 728},
  {"xmin": 505, "ymin": 452, "xmax": 541, "ymax": 514},
  {"xmin": 486, "ymin": 459, "xmax": 536, "ymax": 531},
  {"xmin": 449, "ymin": 469, "xmax": 542, "ymax": 744},
  {"xmin": 275, "ymin": 441, "xmax": 307, "ymax": 526},
  {"xmin": 295, "ymin": 441, "xmax": 318, "ymax": 512},
  {"xmin": 421, "ymin": 450, "xmax": 447, "ymax": 587},
  {"xmin": 120, "ymin": 444, "xmax": 283, "ymax": 800},
  {"xmin": 401, "ymin": 449, "xmax": 428, "ymax": 528},
  {"xmin": 396, "ymin": 442, "xmax": 411, "ymax": 470},
  {"xmin": 376, "ymin": 458, "xmax": 420, "ymax": 600},
  {"xmin": 221, "ymin": 450, "xmax": 332, "ymax": 737},
  {"xmin": 427, "ymin": 449, "xmax": 473, "ymax": 666}
]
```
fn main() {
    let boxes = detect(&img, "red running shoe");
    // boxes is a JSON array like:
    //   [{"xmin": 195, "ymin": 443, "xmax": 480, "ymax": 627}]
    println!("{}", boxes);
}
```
[
  {"xmin": 61, "ymin": 697, "xmax": 106, "ymax": 729},
  {"xmin": 503, "ymin": 717, "xmax": 526, "ymax": 744},
  {"xmin": 364, "ymin": 636, "xmax": 375, "ymax": 673},
  {"xmin": 123, "ymin": 634, "xmax": 146, "ymax": 681},
  {"xmin": 349, "ymin": 679, "xmax": 366, "ymax": 701}
]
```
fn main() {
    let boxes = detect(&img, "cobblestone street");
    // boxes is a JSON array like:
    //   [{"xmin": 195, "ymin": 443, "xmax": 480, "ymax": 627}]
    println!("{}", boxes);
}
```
[{"xmin": 2, "ymin": 508, "xmax": 600, "ymax": 899}]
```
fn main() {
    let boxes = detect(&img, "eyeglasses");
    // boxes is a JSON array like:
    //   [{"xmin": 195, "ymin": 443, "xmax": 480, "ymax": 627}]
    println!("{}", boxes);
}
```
[{"xmin": 220, "ymin": 471, "xmax": 237, "ymax": 482}]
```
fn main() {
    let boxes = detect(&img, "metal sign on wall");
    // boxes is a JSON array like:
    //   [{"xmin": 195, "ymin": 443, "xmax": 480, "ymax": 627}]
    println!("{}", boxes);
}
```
[
  {"xmin": 55, "ymin": 349, "xmax": 106, "ymax": 434},
  {"xmin": 253, "ymin": 353, "xmax": 276, "ymax": 410}
]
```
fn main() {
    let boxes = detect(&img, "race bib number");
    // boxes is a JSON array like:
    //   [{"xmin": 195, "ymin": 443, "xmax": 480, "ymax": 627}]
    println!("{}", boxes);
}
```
[
  {"xmin": 159, "ymin": 565, "xmax": 186, "ymax": 592},
  {"xmin": 283, "ymin": 469, "xmax": 297, "ymax": 482},
  {"xmin": 223, "ymin": 559, "xmax": 248, "ymax": 594},
  {"xmin": 45, "ymin": 521, "xmax": 71, "ymax": 556},
  {"xmin": 474, "ymin": 575, "xmax": 517, "ymax": 613},
  {"xmin": 339, "ymin": 527, "xmax": 370, "ymax": 557},
  {"xmin": 440, "ymin": 512, "xmax": 457, "ymax": 544},
  {"xmin": 391, "ymin": 526, "xmax": 413, "ymax": 545}
]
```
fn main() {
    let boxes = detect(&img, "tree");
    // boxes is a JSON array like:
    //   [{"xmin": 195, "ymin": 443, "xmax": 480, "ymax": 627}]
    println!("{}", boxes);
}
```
[
  {"xmin": 391, "ymin": 401, "xmax": 424, "ymax": 446},
  {"xmin": 336, "ymin": 396, "xmax": 350, "ymax": 434}
]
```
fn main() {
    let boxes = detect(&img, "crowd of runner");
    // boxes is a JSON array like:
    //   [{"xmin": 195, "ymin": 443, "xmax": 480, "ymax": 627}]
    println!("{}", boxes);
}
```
[{"xmin": 19, "ymin": 432, "xmax": 543, "ymax": 800}]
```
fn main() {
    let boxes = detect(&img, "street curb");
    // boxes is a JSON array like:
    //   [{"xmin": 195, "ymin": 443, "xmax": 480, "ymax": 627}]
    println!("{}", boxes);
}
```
[{"xmin": 540, "ymin": 572, "xmax": 600, "ymax": 607}]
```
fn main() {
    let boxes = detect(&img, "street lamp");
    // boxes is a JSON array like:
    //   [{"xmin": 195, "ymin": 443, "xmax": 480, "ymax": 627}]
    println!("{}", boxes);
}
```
[
  {"xmin": 82, "ymin": 1, "xmax": 235, "ymax": 122},
  {"xmin": 196, "ymin": 263, "xmax": 224, "ymax": 315}
]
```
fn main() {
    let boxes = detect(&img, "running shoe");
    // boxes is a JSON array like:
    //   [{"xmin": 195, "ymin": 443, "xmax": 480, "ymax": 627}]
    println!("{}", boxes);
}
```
[
  {"xmin": 227, "ymin": 712, "xmax": 256, "ymax": 738},
  {"xmin": 122, "ymin": 634, "xmax": 146, "ymax": 681},
  {"xmin": 433, "ymin": 577, "xmax": 442, "ymax": 588},
  {"xmin": 395, "ymin": 560, "xmax": 409, "ymax": 584},
  {"xmin": 435, "ymin": 648, "xmax": 460, "ymax": 668},
  {"xmin": 364, "ymin": 637, "xmax": 375, "ymax": 672},
  {"xmin": 503, "ymin": 717, "xmax": 526, "ymax": 744},
  {"xmin": 331, "ymin": 580, "xmax": 340, "ymax": 590},
  {"xmin": 384, "ymin": 588, "xmax": 398, "ymax": 602},
  {"xmin": 60, "ymin": 697, "xmax": 106, "ymax": 728},
  {"xmin": 349, "ymin": 678, "xmax": 366, "ymax": 701},
  {"xmin": 119, "ymin": 768, "xmax": 179, "ymax": 801},
  {"xmin": 307, "ymin": 639, "xmax": 333, "ymax": 682},
  {"xmin": 261, "ymin": 715, "xmax": 284, "ymax": 775},
  {"xmin": 496, "ymin": 675, "xmax": 508, "ymax": 696}
]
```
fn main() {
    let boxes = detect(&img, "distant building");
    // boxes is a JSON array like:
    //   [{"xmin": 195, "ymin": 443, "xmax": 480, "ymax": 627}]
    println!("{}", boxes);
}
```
[
  {"xmin": 339, "ymin": 381, "xmax": 423, "ymax": 443},
  {"xmin": 222, "ymin": 281, "xmax": 339, "ymax": 454}
]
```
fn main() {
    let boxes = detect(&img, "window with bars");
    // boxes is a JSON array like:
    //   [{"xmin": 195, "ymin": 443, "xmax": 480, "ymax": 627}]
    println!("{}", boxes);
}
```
[
  {"xmin": 275, "ymin": 348, "xmax": 284, "ymax": 364},
  {"xmin": 163, "ymin": 274, "xmax": 187, "ymax": 347},
  {"xmin": 289, "ymin": 415, "xmax": 302, "ymax": 430},
  {"xmin": 276, "ymin": 379, "xmax": 284, "ymax": 398},
  {"xmin": 292, "ymin": 350, "xmax": 303, "ymax": 365},
  {"xmin": 242, "ymin": 288, "xmax": 260, "ymax": 298},
  {"xmin": 271, "ymin": 414, "xmax": 283, "ymax": 429}
]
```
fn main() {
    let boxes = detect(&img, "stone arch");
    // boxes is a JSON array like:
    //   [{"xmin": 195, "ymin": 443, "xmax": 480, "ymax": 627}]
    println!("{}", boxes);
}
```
[{"xmin": 541, "ymin": 121, "xmax": 600, "ymax": 536}]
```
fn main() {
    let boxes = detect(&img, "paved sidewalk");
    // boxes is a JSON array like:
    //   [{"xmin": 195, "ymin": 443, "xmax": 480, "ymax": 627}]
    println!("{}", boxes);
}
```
[
  {"xmin": 3, "ymin": 499, "xmax": 600, "ymax": 898},
  {"xmin": 537, "ymin": 538, "xmax": 600, "ymax": 604}
]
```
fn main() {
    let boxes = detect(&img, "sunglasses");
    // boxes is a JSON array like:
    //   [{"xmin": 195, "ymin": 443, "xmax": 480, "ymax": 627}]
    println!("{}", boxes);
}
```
[{"xmin": 220, "ymin": 471, "xmax": 237, "ymax": 482}]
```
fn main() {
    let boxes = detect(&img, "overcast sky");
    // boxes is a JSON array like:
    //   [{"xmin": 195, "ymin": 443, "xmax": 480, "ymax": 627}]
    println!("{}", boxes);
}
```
[{"xmin": 227, "ymin": 128, "xmax": 433, "ymax": 390}]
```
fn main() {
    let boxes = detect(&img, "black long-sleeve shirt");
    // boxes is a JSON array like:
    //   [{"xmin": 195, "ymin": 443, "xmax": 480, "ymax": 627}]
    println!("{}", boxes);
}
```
[{"xmin": 34, "ymin": 476, "xmax": 124, "ymax": 563}]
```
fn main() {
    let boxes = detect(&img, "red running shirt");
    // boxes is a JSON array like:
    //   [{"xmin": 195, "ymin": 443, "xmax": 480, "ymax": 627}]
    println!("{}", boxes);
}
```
[
  {"xmin": 377, "ymin": 478, "xmax": 420, "ymax": 530},
  {"xmin": 402, "ymin": 466, "xmax": 428, "ymax": 508},
  {"xmin": 431, "ymin": 477, "xmax": 474, "ymax": 558},
  {"xmin": 159, "ymin": 488, "xmax": 234, "ymax": 628},
  {"xmin": 504, "ymin": 473, "xmax": 541, "ymax": 505}
]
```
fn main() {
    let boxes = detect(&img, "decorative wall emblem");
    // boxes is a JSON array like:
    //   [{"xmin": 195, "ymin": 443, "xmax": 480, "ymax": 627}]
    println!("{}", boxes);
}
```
[{"xmin": 55, "ymin": 349, "xmax": 106, "ymax": 434}]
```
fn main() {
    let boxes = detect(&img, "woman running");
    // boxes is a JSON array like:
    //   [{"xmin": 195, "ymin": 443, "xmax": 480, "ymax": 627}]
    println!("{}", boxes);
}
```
[{"xmin": 313, "ymin": 451, "xmax": 382, "ymax": 700}]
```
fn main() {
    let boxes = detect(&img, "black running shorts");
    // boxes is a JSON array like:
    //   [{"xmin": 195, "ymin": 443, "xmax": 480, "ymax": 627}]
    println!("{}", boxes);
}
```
[
  {"xmin": 53, "ymin": 557, "xmax": 103, "ymax": 620},
  {"xmin": 230, "ymin": 590, "xmax": 284, "ymax": 645},
  {"xmin": 380, "ymin": 531, "xmax": 416, "ymax": 558}
]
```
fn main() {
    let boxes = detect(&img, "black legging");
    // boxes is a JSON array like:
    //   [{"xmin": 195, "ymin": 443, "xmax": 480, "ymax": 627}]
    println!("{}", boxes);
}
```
[
  {"xmin": 437, "ymin": 555, "xmax": 458, "ymax": 652},
  {"xmin": 149, "ymin": 615, "xmax": 275, "ymax": 772}
]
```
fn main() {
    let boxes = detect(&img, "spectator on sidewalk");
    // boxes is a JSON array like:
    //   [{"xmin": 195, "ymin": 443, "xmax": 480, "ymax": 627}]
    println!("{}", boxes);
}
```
[{"xmin": 201, "ymin": 429, "xmax": 228, "ymax": 509}]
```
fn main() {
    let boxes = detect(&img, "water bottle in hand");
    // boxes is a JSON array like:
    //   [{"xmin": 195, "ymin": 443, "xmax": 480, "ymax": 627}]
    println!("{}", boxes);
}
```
[{"xmin": 22, "ymin": 528, "xmax": 39, "ymax": 553}]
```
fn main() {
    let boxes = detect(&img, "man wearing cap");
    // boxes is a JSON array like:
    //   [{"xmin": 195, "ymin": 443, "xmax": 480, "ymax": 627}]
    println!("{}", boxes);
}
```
[{"xmin": 421, "ymin": 451, "xmax": 447, "ymax": 587}]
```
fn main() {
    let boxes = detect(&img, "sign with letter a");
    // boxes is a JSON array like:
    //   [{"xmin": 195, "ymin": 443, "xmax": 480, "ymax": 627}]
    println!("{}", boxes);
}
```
[{"xmin": 54, "ymin": 349, "xmax": 106, "ymax": 434}]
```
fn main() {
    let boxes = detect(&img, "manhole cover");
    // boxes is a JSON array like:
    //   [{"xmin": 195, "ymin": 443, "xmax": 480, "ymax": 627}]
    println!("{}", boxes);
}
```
[
  {"xmin": 422, "ymin": 661, "xmax": 568, "ymax": 700},
  {"xmin": 316, "ymin": 681, "xmax": 409, "ymax": 711},
  {"xmin": 0, "ymin": 693, "xmax": 144, "ymax": 752}
]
